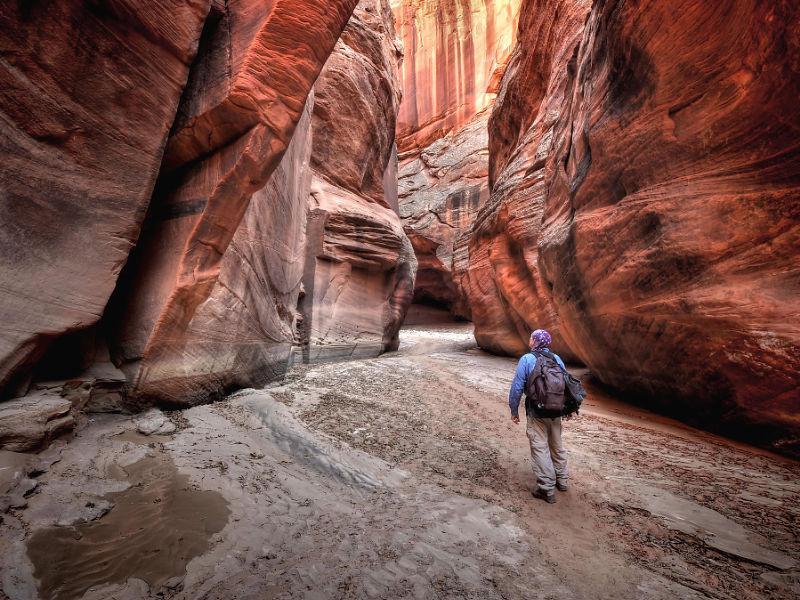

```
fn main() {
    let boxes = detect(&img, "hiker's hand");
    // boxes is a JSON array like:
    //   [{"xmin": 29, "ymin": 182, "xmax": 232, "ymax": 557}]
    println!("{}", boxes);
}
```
[{"xmin": 511, "ymin": 415, "xmax": 520, "ymax": 424}]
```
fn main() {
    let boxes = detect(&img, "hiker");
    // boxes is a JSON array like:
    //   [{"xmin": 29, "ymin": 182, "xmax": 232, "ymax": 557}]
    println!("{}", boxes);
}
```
[{"xmin": 509, "ymin": 329, "xmax": 570, "ymax": 504}]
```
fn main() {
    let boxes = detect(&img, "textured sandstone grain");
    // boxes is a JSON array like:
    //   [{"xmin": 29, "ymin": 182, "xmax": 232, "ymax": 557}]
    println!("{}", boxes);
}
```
[
  {"xmin": 469, "ymin": 0, "xmax": 800, "ymax": 448},
  {"xmin": 108, "ymin": 0, "xmax": 359, "ymax": 405},
  {"xmin": 540, "ymin": 0, "xmax": 800, "ymax": 441},
  {"xmin": 300, "ymin": 0, "xmax": 416, "ymax": 361},
  {"xmin": 0, "ymin": 0, "xmax": 212, "ymax": 397},
  {"xmin": 112, "ymin": 95, "xmax": 317, "ymax": 405},
  {"xmin": 392, "ymin": 0, "xmax": 521, "ymax": 152},
  {"xmin": 311, "ymin": 0, "xmax": 403, "ymax": 208}
]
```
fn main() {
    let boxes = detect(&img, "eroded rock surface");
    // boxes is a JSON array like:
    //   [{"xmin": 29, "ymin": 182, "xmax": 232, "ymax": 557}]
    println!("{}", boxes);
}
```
[
  {"xmin": 392, "ymin": 0, "xmax": 521, "ymax": 152},
  {"xmin": 398, "ymin": 113, "xmax": 490, "ymax": 317},
  {"xmin": 299, "ymin": 0, "xmax": 416, "ymax": 361},
  {"xmin": 464, "ymin": 0, "xmax": 590, "ymax": 358},
  {"xmin": 467, "ymin": 0, "xmax": 800, "ymax": 450},
  {"xmin": 0, "ymin": 0, "xmax": 212, "ymax": 398},
  {"xmin": 301, "ymin": 179, "xmax": 416, "ymax": 361},
  {"xmin": 108, "ymin": 0, "xmax": 359, "ymax": 405},
  {"xmin": 0, "ymin": 393, "xmax": 73, "ymax": 452},
  {"xmin": 394, "ymin": 0, "xmax": 521, "ymax": 316}
]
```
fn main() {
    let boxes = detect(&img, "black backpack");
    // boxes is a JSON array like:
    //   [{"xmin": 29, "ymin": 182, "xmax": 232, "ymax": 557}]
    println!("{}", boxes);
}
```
[{"xmin": 524, "ymin": 349, "xmax": 586, "ymax": 417}]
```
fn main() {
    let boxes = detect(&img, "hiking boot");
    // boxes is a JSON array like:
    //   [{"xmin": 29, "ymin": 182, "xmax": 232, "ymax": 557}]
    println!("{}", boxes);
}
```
[
  {"xmin": 532, "ymin": 488, "xmax": 556, "ymax": 504},
  {"xmin": 556, "ymin": 481, "xmax": 568, "ymax": 492}
]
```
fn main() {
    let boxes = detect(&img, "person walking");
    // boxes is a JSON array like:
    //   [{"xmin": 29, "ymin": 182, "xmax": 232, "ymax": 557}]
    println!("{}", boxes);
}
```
[{"xmin": 509, "ymin": 329, "xmax": 569, "ymax": 504}]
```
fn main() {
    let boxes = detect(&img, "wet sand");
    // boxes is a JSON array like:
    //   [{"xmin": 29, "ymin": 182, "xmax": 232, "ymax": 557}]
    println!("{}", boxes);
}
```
[
  {"xmin": 1, "ymin": 307, "xmax": 798, "ymax": 599},
  {"xmin": 26, "ymin": 432, "xmax": 229, "ymax": 600}
]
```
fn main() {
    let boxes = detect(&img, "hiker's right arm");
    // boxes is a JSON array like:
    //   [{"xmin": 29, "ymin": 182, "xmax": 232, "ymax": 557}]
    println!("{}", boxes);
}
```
[{"xmin": 508, "ymin": 355, "xmax": 533, "ymax": 422}]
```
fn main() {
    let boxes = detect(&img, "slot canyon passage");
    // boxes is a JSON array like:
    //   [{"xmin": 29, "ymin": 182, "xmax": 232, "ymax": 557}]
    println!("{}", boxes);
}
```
[{"xmin": 0, "ymin": 0, "xmax": 798, "ymax": 598}]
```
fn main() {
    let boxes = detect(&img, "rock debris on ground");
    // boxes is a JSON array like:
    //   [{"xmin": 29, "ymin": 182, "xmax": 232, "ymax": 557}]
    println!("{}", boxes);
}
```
[{"xmin": 1, "ymin": 311, "xmax": 798, "ymax": 600}]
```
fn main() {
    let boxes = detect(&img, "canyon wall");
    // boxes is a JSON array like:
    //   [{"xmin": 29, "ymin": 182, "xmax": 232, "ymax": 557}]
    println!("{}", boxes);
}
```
[
  {"xmin": 0, "ymin": 0, "xmax": 370, "ymax": 416},
  {"xmin": 468, "ymin": 0, "xmax": 800, "ymax": 450},
  {"xmin": 393, "ymin": 0, "xmax": 520, "ymax": 315},
  {"xmin": 464, "ymin": 0, "xmax": 590, "ymax": 358},
  {"xmin": 393, "ymin": 0, "xmax": 520, "ymax": 152},
  {"xmin": 398, "ymin": 114, "xmax": 489, "ymax": 317},
  {"xmin": 0, "ymin": 0, "xmax": 212, "ymax": 398},
  {"xmin": 300, "ymin": 0, "xmax": 417, "ymax": 362},
  {"xmin": 106, "ymin": 0, "xmax": 361, "ymax": 406}
]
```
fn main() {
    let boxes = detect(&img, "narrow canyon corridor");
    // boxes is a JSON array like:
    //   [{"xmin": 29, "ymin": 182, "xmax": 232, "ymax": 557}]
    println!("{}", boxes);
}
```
[
  {"xmin": 2, "ymin": 307, "xmax": 797, "ymax": 599},
  {"xmin": 1, "ymin": 0, "xmax": 798, "ymax": 598}
]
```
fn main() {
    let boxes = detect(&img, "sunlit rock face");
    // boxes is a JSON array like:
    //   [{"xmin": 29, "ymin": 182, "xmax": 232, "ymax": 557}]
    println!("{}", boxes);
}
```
[
  {"xmin": 464, "ymin": 0, "xmax": 590, "ymax": 359},
  {"xmin": 0, "ymin": 0, "xmax": 211, "ymax": 398},
  {"xmin": 392, "ymin": 0, "xmax": 520, "ymax": 153},
  {"xmin": 470, "ymin": 0, "xmax": 800, "ymax": 450},
  {"xmin": 108, "ymin": 0, "xmax": 359, "ymax": 405},
  {"xmin": 394, "ymin": 0, "xmax": 520, "ymax": 316},
  {"xmin": 300, "ymin": 0, "xmax": 417, "ymax": 361}
]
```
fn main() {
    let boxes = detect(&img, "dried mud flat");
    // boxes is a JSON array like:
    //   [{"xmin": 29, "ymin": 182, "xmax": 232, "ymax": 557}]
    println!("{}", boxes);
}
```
[{"xmin": 1, "ymin": 307, "xmax": 798, "ymax": 599}]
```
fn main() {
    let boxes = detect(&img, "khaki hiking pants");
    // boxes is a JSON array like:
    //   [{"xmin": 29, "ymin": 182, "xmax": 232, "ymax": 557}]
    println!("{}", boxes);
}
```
[{"xmin": 526, "ymin": 416, "xmax": 568, "ymax": 492}]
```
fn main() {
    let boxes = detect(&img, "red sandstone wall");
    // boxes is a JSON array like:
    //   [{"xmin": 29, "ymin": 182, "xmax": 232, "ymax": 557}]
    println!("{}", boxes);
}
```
[
  {"xmin": 394, "ymin": 0, "xmax": 520, "ymax": 315},
  {"xmin": 107, "ymin": 0, "xmax": 360, "ymax": 404},
  {"xmin": 0, "ymin": 0, "xmax": 360, "ymax": 405},
  {"xmin": 301, "ymin": 0, "xmax": 417, "ymax": 361},
  {"xmin": 0, "ymin": 0, "xmax": 211, "ymax": 398},
  {"xmin": 464, "ymin": 0, "xmax": 591, "ymax": 358},
  {"xmin": 467, "ymin": 0, "xmax": 800, "ymax": 451},
  {"xmin": 392, "ymin": 0, "xmax": 520, "ymax": 153}
]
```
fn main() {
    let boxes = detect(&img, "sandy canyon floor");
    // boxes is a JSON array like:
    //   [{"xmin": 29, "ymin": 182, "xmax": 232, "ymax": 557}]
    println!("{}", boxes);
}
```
[{"xmin": 1, "ymin": 306, "xmax": 798, "ymax": 600}]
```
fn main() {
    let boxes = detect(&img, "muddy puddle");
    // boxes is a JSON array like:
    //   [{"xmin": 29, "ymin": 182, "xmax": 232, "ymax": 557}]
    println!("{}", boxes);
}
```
[{"xmin": 26, "ymin": 434, "xmax": 230, "ymax": 600}]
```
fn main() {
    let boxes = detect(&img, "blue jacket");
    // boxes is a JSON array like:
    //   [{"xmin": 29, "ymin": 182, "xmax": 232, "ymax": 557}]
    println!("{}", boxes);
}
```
[{"xmin": 509, "ymin": 349, "xmax": 566, "ymax": 417}]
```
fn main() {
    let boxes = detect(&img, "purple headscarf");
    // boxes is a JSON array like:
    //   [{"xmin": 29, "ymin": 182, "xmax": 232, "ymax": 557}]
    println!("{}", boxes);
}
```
[{"xmin": 530, "ymin": 329, "xmax": 552, "ymax": 349}]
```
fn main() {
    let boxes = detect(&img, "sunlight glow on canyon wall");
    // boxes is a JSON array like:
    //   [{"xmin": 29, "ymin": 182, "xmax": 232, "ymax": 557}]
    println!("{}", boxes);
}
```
[{"xmin": 392, "ymin": 0, "xmax": 521, "ymax": 152}]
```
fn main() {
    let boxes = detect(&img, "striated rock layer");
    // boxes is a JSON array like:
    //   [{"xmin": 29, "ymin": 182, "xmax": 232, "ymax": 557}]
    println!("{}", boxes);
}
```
[
  {"xmin": 394, "ymin": 0, "xmax": 521, "ymax": 316},
  {"xmin": 0, "ymin": 393, "xmax": 73, "ymax": 452},
  {"xmin": 468, "ymin": 0, "xmax": 800, "ymax": 450},
  {"xmin": 0, "ymin": 0, "xmax": 212, "ymax": 398},
  {"xmin": 300, "ymin": 0, "xmax": 416, "ymax": 361},
  {"xmin": 392, "ymin": 0, "xmax": 520, "ymax": 153},
  {"xmin": 464, "ymin": 0, "xmax": 590, "ymax": 358},
  {"xmin": 398, "ymin": 112, "xmax": 490, "ymax": 318},
  {"xmin": 108, "ymin": 0, "xmax": 359, "ymax": 405}
]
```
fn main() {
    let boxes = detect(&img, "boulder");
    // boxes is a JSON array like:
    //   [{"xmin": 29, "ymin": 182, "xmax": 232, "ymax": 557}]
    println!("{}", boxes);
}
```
[
  {"xmin": 0, "ymin": 393, "xmax": 73, "ymax": 452},
  {"xmin": 135, "ymin": 409, "xmax": 177, "ymax": 436},
  {"xmin": 0, "ymin": 450, "xmax": 39, "ymax": 512}
]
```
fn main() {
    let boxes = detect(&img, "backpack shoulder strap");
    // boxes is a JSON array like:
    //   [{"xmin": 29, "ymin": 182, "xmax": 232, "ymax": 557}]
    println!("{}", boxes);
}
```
[
  {"xmin": 525, "ymin": 352, "xmax": 545, "ymax": 385},
  {"xmin": 535, "ymin": 349, "xmax": 566, "ymax": 372}
]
